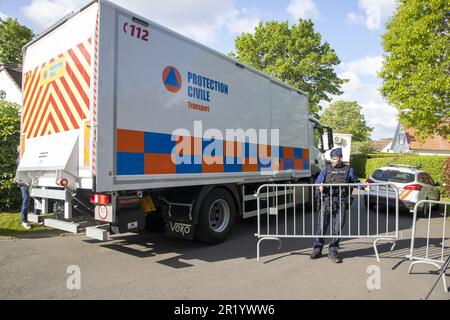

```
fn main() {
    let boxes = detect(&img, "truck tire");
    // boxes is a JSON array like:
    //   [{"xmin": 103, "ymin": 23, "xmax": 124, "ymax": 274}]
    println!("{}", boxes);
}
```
[{"xmin": 195, "ymin": 188, "xmax": 236, "ymax": 244}]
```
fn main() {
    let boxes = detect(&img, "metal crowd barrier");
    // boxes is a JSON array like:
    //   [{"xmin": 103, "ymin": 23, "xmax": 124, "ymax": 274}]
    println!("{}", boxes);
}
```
[
  {"xmin": 407, "ymin": 200, "xmax": 449, "ymax": 294},
  {"xmin": 255, "ymin": 183, "xmax": 399, "ymax": 262}
]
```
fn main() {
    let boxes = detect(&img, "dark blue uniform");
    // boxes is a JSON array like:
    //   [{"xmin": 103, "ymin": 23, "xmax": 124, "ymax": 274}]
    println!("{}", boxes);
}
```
[{"xmin": 313, "ymin": 158, "xmax": 361, "ymax": 256}]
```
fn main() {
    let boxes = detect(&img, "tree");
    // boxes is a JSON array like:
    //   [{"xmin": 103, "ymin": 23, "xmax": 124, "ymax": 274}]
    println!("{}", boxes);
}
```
[
  {"xmin": 380, "ymin": 0, "xmax": 449, "ymax": 140},
  {"xmin": 351, "ymin": 140, "xmax": 375, "ymax": 154},
  {"xmin": 230, "ymin": 20, "xmax": 346, "ymax": 116},
  {"xmin": 0, "ymin": 100, "xmax": 21, "ymax": 211},
  {"xmin": 320, "ymin": 101, "xmax": 373, "ymax": 143},
  {"xmin": 0, "ymin": 18, "xmax": 33, "ymax": 65}
]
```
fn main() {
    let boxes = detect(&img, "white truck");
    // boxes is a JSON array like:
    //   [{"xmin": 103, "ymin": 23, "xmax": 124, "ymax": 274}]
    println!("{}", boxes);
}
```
[{"xmin": 17, "ymin": 0, "xmax": 333, "ymax": 243}]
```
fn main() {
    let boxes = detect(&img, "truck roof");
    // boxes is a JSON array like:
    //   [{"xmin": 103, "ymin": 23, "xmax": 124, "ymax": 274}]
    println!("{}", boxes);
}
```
[{"xmin": 24, "ymin": 0, "xmax": 309, "ymax": 99}]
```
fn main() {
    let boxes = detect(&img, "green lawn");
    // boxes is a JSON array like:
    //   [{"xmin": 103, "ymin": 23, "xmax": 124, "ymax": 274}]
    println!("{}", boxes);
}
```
[{"xmin": 0, "ymin": 213, "xmax": 56, "ymax": 236}]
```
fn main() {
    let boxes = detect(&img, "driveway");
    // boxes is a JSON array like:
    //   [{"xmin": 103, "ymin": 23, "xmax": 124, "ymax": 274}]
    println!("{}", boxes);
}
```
[{"xmin": 0, "ymin": 205, "xmax": 448, "ymax": 300}]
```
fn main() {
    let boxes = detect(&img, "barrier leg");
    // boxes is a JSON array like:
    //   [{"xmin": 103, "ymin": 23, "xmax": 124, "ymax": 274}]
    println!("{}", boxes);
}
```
[
  {"xmin": 373, "ymin": 238, "xmax": 396, "ymax": 263},
  {"xmin": 408, "ymin": 260, "xmax": 441, "ymax": 274},
  {"xmin": 257, "ymin": 237, "xmax": 282, "ymax": 262}
]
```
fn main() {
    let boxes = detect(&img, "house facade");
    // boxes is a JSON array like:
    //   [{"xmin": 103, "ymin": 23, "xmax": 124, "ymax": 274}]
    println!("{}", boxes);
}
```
[
  {"xmin": 390, "ymin": 122, "xmax": 450, "ymax": 156},
  {"xmin": 0, "ymin": 64, "xmax": 22, "ymax": 106}
]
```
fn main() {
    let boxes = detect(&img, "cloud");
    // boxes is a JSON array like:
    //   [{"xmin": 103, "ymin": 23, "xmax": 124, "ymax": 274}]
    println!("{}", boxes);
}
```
[
  {"xmin": 326, "ymin": 55, "xmax": 398, "ymax": 139},
  {"xmin": 224, "ymin": 8, "xmax": 260, "ymax": 35},
  {"xmin": 346, "ymin": 0, "xmax": 397, "ymax": 30},
  {"xmin": 21, "ymin": 0, "xmax": 87, "ymax": 29},
  {"xmin": 21, "ymin": 0, "xmax": 262, "ymax": 45},
  {"xmin": 341, "ymin": 55, "xmax": 384, "ymax": 77},
  {"xmin": 287, "ymin": 0, "xmax": 320, "ymax": 20},
  {"xmin": 345, "ymin": 12, "xmax": 365, "ymax": 26},
  {"xmin": 361, "ymin": 102, "xmax": 398, "ymax": 139}
]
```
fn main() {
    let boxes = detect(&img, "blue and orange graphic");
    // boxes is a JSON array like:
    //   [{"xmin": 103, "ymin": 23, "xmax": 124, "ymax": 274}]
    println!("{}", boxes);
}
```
[
  {"xmin": 162, "ymin": 66, "xmax": 182, "ymax": 93},
  {"xmin": 116, "ymin": 129, "xmax": 310, "ymax": 176}
]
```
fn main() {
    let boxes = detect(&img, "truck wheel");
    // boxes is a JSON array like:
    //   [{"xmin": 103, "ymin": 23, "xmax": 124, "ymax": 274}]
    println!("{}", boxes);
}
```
[{"xmin": 195, "ymin": 188, "xmax": 236, "ymax": 244}]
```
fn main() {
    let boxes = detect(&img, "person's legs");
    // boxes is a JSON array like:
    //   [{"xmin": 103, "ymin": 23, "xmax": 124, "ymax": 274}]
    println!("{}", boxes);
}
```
[
  {"xmin": 20, "ymin": 185, "xmax": 30, "ymax": 224},
  {"xmin": 329, "ymin": 201, "xmax": 347, "ymax": 259},
  {"xmin": 313, "ymin": 199, "xmax": 330, "ymax": 251}
]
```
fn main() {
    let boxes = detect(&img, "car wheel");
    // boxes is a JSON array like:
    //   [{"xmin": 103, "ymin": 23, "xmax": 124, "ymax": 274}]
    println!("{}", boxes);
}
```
[
  {"xmin": 419, "ymin": 198, "xmax": 430, "ymax": 218},
  {"xmin": 195, "ymin": 188, "xmax": 236, "ymax": 245}
]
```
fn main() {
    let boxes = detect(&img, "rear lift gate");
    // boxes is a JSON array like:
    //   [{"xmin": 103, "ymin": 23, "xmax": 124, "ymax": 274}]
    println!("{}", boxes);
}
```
[{"xmin": 18, "ymin": 132, "xmax": 101, "ymax": 238}]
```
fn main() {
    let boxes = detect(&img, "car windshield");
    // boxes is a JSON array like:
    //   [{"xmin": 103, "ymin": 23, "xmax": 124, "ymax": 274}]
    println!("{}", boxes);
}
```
[{"xmin": 372, "ymin": 170, "xmax": 415, "ymax": 183}]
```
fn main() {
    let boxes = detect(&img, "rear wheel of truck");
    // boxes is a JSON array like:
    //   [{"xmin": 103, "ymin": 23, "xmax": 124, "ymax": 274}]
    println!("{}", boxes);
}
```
[{"xmin": 195, "ymin": 188, "xmax": 236, "ymax": 244}]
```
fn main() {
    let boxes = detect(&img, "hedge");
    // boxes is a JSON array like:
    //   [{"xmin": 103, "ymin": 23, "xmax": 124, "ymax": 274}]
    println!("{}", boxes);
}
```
[
  {"xmin": 351, "ymin": 153, "xmax": 449, "ymax": 197},
  {"xmin": 0, "ymin": 101, "xmax": 21, "ymax": 212}
]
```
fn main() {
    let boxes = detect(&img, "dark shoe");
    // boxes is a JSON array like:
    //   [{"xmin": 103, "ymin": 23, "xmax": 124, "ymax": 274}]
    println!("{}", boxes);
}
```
[
  {"xmin": 310, "ymin": 249, "xmax": 323, "ymax": 260},
  {"xmin": 328, "ymin": 254, "xmax": 343, "ymax": 264}
]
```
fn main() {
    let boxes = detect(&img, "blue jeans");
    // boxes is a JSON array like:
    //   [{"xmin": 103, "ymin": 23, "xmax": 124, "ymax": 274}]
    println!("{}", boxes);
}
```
[
  {"xmin": 313, "ymin": 196, "xmax": 347, "ymax": 255},
  {"xmin": 20, "ymin": 185, "xmax": 30, "ymax": 224}
]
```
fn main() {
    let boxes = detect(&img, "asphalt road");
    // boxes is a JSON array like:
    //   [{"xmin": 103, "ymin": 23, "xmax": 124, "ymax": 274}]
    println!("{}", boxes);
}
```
[{"xmin": 0, "ymin": 204, "xmax": 448, "ymax": 300}]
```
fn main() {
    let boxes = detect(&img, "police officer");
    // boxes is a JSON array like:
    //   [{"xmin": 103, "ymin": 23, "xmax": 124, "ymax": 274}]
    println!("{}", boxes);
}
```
[{"xmin": 310, "ymin": 148, "xmax": 361, "ymax": 263}]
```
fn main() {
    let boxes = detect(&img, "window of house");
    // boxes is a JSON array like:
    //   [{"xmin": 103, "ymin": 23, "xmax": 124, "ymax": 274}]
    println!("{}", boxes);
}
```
[
  {"xmin": 399, "ymin": 133, "xmax": 405, "ymax": 145},
  {"xmin": 0, "ymin": 90, "xmax": 6, "ymax": 100}
]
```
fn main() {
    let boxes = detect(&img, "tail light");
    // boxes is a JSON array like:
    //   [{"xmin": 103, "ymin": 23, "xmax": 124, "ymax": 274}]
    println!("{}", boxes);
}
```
[
  {"xmin": 366, "ymin": 178, "xmax": 375, "ymax": 184},
  {"xmin": 90, "ymin": 194, "xmax": 111, "ymax": 205},
  {"xmin": 404, "ymin": 184, "xmax": 422, "ymax": 191},
  {"xmin": 57, "ymin": 179, "xmax": 68, "ymax": 187}
]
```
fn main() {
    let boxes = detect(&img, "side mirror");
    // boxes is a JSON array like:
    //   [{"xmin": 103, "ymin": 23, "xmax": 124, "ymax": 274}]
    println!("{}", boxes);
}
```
[{"xmin": 324, "ymin": 127, "xmax": 334, "ymax": 150}]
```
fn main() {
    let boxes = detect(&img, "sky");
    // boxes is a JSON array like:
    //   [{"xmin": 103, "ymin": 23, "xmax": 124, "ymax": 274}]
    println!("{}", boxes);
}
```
[{"xmin": 0, "ymin": 0, "xmax": 399, "ymax": 140}]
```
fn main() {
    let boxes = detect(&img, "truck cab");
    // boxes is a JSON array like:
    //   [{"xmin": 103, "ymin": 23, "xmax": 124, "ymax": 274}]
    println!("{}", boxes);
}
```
[{"xmin": 309, "ymin": 117, "xmax": 334, "ymax": 178}]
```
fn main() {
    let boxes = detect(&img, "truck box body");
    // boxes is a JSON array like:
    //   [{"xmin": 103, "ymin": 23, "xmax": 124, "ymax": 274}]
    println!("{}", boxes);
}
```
[{"xmin": 18, "ymin": 0, "xmax": 312, "ymax": 194}]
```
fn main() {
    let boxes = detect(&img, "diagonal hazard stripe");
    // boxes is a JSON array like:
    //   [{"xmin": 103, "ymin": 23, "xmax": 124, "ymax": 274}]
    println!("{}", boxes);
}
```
[
  {"xmin": 57, "ymin": 77, "xmax": 85, "ymax": 121},
  {"xmin": 23, "ymin": 66, "xmax": 39, "ymax": 104},
  {"xmin": 400, "ymin": 190, "xmax": 413, "ymax": 201},
  {"xmin": 62, "ymin": 64, "xmax": 90, "ymax": 115},
  {"xmin": 37, "ymin": 98, "xmax": 69, "ymax": 138},
  {"xmin": 67, "ymin": 48, "xmax": 90, "ymax": 88},
  {"xmin": 28, "ymin": 85, "xmax": 54, "ymax": 138},
  {"xmin": 34, "ymin": 93, "xmax": 69, "ymax": 138},
  {"xmin": 51, "ymin": 81, "xmax": 79, "ymax": 129},
  {"xmin": 23, "ymin": 82, "xmax": 51, "ymax": 136},
  {"xmin": 76, "ymin": 41, "xmax": 92, "ymax": 68},
  {"xmin": 23, "ymin": 69, "xmax": 40, "ymax": 117},
  {"xmin": 41, "ymin": 110, "xmax": 61, "ymax": 137},
  {"xmin": 23, "ymin": 39, "xmax": 92, "ymax": 139},
  {"xmin": 65, "ymin": 61, "xmax": 90, "ymax": 107}
]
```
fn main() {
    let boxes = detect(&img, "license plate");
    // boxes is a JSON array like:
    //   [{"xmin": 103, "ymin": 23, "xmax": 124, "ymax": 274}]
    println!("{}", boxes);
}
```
[{"xmin": 165, "ymin": 221, "xmax": 195, "ymax": 240}]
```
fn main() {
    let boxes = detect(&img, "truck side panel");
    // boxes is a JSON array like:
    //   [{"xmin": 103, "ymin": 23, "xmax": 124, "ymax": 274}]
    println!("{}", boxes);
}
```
[{"xmin": 95, "ymin": 2, "xmax": 311, "ymax": 192}]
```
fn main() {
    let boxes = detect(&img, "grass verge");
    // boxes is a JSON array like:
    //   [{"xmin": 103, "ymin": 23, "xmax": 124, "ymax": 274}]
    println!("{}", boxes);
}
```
[{"xmin": 0, "ymin": 213, "xmax": 56, "ymax": 237}]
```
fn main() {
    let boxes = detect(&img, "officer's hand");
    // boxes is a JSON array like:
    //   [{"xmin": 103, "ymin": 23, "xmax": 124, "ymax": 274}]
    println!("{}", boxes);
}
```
[
  {"xmin": 319, "ymin": 186, "xmax": 324, "ymax": 193},
  {"xmin": 12, "ymin": 178, "xmax": 17, "ymax": 184}
]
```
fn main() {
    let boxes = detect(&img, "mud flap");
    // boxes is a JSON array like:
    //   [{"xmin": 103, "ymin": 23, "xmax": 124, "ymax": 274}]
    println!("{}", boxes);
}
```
[{"xmin": 165, "ymin": 220, "xmax": 195, "ymax": 240}]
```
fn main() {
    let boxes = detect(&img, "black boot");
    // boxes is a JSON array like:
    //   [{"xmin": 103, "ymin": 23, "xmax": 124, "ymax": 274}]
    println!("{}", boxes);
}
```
[
  {"xmin": 328, "ymin": 253, "xmax": 343, "ymax": 264},
  {"xmin": 310, "ymin": 249, "xmax": 323, "ymax": 260}
]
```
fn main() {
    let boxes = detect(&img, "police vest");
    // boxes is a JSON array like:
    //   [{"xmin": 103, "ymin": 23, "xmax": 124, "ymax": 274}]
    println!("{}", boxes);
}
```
[{"xmin": 324, "ymin": 164, "xmax": 350, "ymax": 184}]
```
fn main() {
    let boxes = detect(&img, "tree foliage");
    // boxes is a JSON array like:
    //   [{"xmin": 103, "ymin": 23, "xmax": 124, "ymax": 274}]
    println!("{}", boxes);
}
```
[
  {"xmin": 0, "ymin": 100, "xmax": 21, "ymax": 211},
  {"xmin": 380, "ymin": 0, "xmax": 450, "ymax": 139},
  {"xmin": 320, "ymin": 101, "xmax": 373, "ymax": 143},
  {"xmin": 230, "ymin": 20, "xmax": 346, "ymax": 116},
  {"xmin": 0, "ymin": 18, "xmax": 33, "ymax": 65}
]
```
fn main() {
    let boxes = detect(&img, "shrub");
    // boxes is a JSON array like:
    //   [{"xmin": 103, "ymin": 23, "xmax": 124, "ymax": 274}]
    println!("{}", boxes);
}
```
[{"xmin": 0, "ymin": 101, "xmax": 21, "ymax": 211}]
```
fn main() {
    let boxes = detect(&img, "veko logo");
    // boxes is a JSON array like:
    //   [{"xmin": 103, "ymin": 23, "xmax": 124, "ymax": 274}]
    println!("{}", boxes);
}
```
[{"xmin": 162, "ymin": 66, "xmax": 182, "ymax": 93}]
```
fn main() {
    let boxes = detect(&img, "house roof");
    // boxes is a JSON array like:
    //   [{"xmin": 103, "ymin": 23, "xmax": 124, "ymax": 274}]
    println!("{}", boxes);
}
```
[
  {"xmin": 0, "ymin": 64, "xmax": 23, "ymax": 90},
  {"xmin": 405, "ymin": 128, "xmax": 450, "ymax": 151},
  {"xmin": 372, "ymin": 139, "xmax": 393, "ymax": 152}
]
